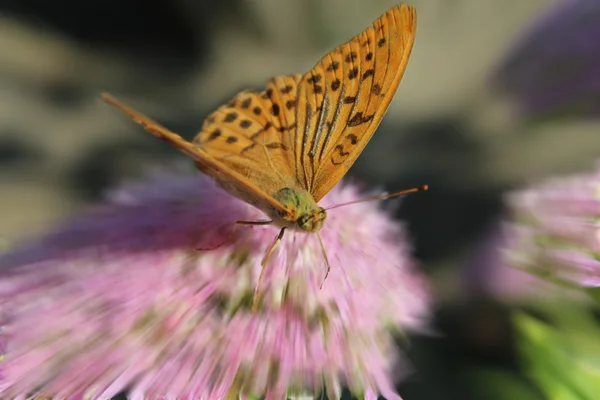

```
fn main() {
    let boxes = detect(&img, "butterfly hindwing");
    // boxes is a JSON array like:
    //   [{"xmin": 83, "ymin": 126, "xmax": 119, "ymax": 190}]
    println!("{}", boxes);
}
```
[
  {"xmin": 193, "ymin": 75, "xmax": 303, "ymax": 197},
  {"xmin": 295, "ymin": 4, "xmax": 416, "ymax": 202}
]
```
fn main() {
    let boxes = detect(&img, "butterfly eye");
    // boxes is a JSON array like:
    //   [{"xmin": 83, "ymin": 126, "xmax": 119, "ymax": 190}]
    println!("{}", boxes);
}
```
[{"xmin": 297, "ymin": 214, "xmax": 312, "ymax": 232}]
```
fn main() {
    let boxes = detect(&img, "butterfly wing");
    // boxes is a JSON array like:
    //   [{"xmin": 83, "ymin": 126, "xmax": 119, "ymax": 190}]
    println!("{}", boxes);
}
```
[
  {"xmin": 295, "ymin": 4, "xmax": 416, "ymax": 202},
  {"xmin": 101, "ymin": 93, "xmax": 289, "ymax": 214},
  {"xmin": 192, "ymin": 74, "xmax": 304, "ymax": 196}
]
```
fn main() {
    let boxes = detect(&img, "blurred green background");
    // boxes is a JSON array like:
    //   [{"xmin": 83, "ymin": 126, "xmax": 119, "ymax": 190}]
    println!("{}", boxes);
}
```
[{"xmin": 2, "ymin": 0, "xmax": 600, "ymax": 399}]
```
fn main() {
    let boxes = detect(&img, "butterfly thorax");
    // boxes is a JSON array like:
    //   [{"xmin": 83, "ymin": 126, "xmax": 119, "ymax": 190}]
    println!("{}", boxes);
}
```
[{"xmin": 271, "ymin": 187, "xmax": 327, "ymax": 233}]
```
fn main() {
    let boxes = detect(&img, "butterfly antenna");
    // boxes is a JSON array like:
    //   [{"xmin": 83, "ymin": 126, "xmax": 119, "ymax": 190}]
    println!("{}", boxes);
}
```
[
  {"xmin": 316, "ymin": 232, "xmax": 331, "ymax": 289},
  {"xmin": 252, "ymin": 227, "xmax": 286, "ymax": 313},
  {"xmin": 325, "ymin": 184, "xmax": 428, "ymax": 211}
]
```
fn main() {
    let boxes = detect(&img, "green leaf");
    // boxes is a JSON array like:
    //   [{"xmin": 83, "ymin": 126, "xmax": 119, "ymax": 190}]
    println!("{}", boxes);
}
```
[
  {"xmin": 584, "ymin": 287, "xmax": 600, "ymax": 305},
  {"xmin": 515, "ymin": 311, "xmax": 600, "ymax": 400}
]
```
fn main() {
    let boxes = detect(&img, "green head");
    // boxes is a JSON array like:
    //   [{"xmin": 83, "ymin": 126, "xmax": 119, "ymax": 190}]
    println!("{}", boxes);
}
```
[
  {"xmin": 297, "ymin": 207, "xmax": 327, "ymax": 232},
  {"xmin": 273, "ymin": 187, "xmax": 327, "ymax": 232}
]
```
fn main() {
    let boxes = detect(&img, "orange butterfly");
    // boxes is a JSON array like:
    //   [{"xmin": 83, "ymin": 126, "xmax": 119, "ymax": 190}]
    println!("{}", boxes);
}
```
[{"xmin": 102, "ymin": 4, "xmax": 425, "ymax": 310}]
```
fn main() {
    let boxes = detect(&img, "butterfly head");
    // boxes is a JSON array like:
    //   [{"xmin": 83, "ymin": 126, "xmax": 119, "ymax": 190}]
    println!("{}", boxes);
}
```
[
  {"xmin": 273, "ymin": 187, "xmax": 327, "ymax": 233},
  {"xmin": 297, "ymin": 207, "xmax": 327, "ymax": 232}
]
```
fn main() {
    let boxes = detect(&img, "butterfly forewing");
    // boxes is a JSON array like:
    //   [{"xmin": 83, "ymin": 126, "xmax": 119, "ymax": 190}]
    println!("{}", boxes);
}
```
[
  {"xmin": 100, "ymin": 93, "xmax": 289, "ymax": 214},
  {"xmin": 295, "ymin": 4, "xmax": 416, "ymax": 201},
  {"xmin": 193, "ymin": 75, "xmax": 303, "ymax": 196}
]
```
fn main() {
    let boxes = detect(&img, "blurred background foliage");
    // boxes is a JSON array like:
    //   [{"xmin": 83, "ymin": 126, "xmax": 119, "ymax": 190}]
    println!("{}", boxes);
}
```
[{"xmin": 2, "ymin": 0, "xmax": 600, "ymax": 398}]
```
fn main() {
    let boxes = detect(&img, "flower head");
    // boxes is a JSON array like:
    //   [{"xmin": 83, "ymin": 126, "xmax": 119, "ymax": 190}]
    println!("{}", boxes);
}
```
[
  {"xmin": 491, "ymin": 0, "xmax": 600, "ymax": 119},
  {"xmin": 0, "ymin": 172, "xmax": 429, "ymax": 399},
  {"xmin": 462, "ymin": 220, "xmax": 552, "ymax": 302},
  {"xmin": 502, "ymin": 161, "xmax": 600, "ymax": 288}
]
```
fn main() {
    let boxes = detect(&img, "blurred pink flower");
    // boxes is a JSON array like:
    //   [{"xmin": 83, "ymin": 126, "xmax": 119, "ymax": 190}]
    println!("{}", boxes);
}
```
[
  {"xmin": 491, "ymin": 0, "xmax": 600, "ymax": 119},
  {"xmin": 503, "ymin": 161, "xmax": 600, "ymax": 288},
  {"xmin": 0, "ymin": 172, "xmax": 429, "ymax": 399},
  {"xmin": 462, "ymin": 219, "xmax": 552, "ymax": 302}
]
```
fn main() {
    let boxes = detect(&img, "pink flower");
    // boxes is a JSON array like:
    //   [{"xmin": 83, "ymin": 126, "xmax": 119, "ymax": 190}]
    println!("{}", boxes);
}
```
[
  {"xmin": 0, "ymin": 171, "xmax": 429, "ymax": 399},
  {"xmin": 462, "ymin": 219, "xmax": 553, "ymax": 302},
  {"xmin": 503, "ymin": 161, "xmax": 600, "ymax": 288},
  {"xmin": 490, "ymin": 0, "xmax": 600, "ymax": 119}
]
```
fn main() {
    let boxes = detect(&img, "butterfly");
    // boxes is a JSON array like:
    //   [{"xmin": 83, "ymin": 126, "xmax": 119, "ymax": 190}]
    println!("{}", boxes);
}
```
[{"xmin": 102, "ymin": 3, "xmax": 425, "ymax": 311}]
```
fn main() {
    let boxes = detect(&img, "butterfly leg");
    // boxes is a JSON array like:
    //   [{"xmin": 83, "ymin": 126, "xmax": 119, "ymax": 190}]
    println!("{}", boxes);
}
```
[
  {"xmin": 195, "ymin": 219, "xmax": 273, "ymax": 251},
  {"xmin": 316, "ymin": 232, "xmax": 332, "ymax": 289},
  {"xmin": 252, "ymin": 227, "xmax": 286, "ymax": 313},
  {"xmin": 236, "ymin": 220, "xmax": 273, "ymax": 226}
]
